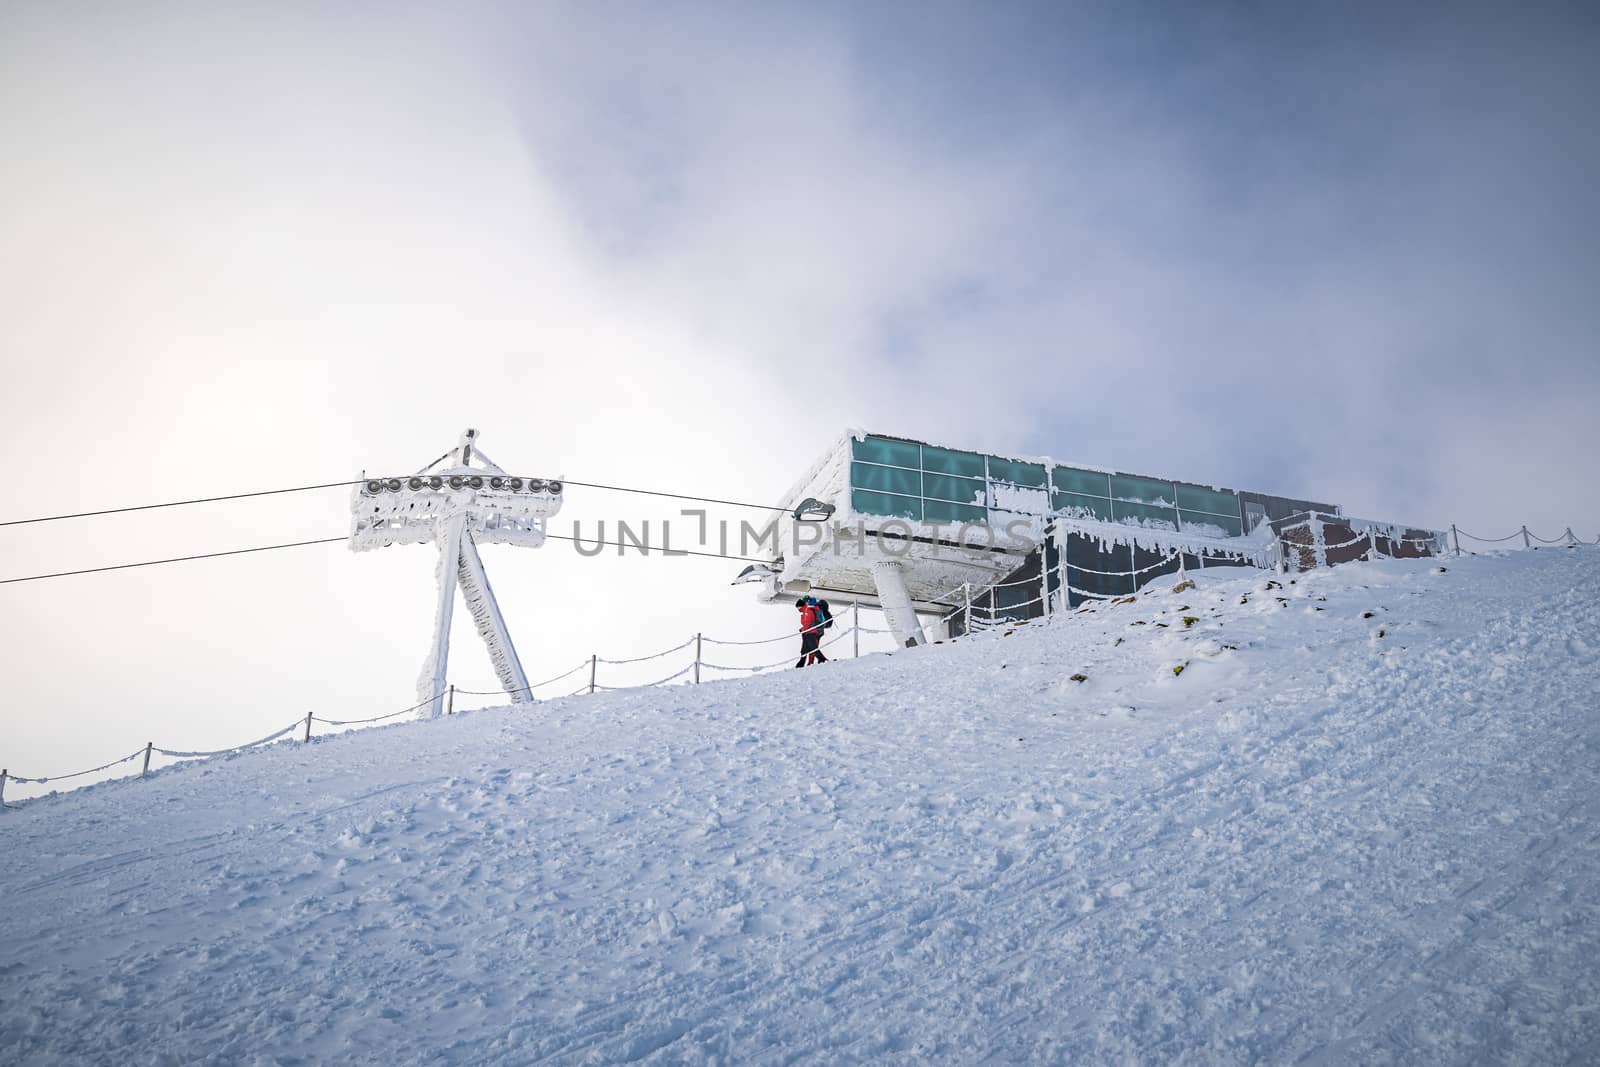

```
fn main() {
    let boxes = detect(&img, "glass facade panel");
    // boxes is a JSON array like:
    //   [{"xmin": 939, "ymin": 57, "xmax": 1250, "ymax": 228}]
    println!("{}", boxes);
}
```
[
  {"xmin": 851, "ymin": 435, "xmax": 921, "ymax": 469},
  {"xmin": 1052, "ymin": 466, "xmax": 1110, "ymax": 498},
  {"xmin": 986, "ymin": 456, "xmax": 1047, "ymax": 487},
  {"xmin": 1112, "ymin": 499, "xmax": 1178, "ymax": 528},
  {"xmin": 921, "ymin": 445, "xmax": 985, "ymax": 478},
  {"xmin": 1179, "ymin": 510, "xmax": 1243, "ymax": 537},
  {"xmin": 1175, "ymin": 483, "xmax": 1239, "ymax": 517},
  {"xmin": 1132, "ymin": 541, "xmax": 1184, "ymax": 587},
  {"xmin": 996, "ymin": 584, "xmax": 1034, "ymax": 615},
  {"xmin": 923, "ymin": 499, "xmax": 987, "ymax": 524},
  {"xmin": 1109, "ymin": 474, "xmax": 1176, "ymax": 506},
  {"xmin": 922, "ymin": 472, "xmax": 986, "ymax": 504},
  {"xmin": 850, "ymin": 489, "xmax": 922, "ymax": 521},
  {"xmin": 1050, "ymin": 491, "xmax": 1114, "ymax": 521},
  {"xmin": 839, "ymin": 432, "xmax": 1267, "ymax": 542},
  {"xmin": 850, "ymin": 461, "xmax": 920, "ymax": 497},
  {"xmin": 1064, "ymin": 533, "xmax": 1134, "ymax": 602}
]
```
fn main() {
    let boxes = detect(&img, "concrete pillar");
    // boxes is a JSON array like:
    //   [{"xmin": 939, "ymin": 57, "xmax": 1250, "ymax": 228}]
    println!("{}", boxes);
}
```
[{"xmin": 870, "ymin": 559, "xmax": 926, "ymax": 648}]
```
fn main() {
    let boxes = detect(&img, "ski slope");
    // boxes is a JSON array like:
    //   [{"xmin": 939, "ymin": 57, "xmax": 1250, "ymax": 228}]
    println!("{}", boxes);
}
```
[{"xmin": 3, "ymin": 549, "xmax": 1598, "ymax": 1064}]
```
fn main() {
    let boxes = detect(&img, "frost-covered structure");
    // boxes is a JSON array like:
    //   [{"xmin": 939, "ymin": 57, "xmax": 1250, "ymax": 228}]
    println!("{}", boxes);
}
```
[
  {"xmin": 350, "ymin": 429, "xmax": 563, "ymax": 717},
  {"xmin": 760, "ymin": 431, "xmax": 1444, "ymax": 645}
]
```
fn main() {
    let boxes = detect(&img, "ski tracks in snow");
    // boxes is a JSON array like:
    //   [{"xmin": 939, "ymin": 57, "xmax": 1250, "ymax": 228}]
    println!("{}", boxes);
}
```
[{"xmin": 1, "ymin": 551, "xmax": 1599, "ymax": 1063}]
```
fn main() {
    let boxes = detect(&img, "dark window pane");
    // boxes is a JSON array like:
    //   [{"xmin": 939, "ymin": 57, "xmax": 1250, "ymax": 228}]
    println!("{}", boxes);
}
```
[
  {"xmin": 996, "ymin": 583, "xmax": 1035, "ymax": 615},
  {"xmin": 1179, "ymin": 510, "xmax": 1242, "ymax": 537},
  {"xmin": 1132, "ymin": 541, "xmax": 1183, "ymax": 591},
  {"xmin": 850, "ymin": 461, "xmax": 920, "ymax": 496},
  {"xmin": 923, "ymin": 498, "xmax": 987, "ymax": 524},
  {"xmin": 1051, "ymin": 491, "xmax": 1113, "ymax": 521},
  {"xmin": 851, "ymin": 435, "xmax": 921, "ymax": 469},
  {"xmin": 921, "ymin": 445, "xmax": 985, "ymax": 478},
  {"xmin": 1064, "ymin": 533, "xmax": 1134, "ymax": 602},
  {"xmin": 1052, "ymin": 466, "xmax": 1110, "ymax": 498},
  {"xmin": 1109, "ymin": 474, "xmax": 1177, "ymax": 506},
  {"xmin": 922, "ymin": 472, "xmax": 986, "ymax": 504},
  {"xmin": 1112, "ymin": 499, "xmax": 1178, "ymax": 528},
  {"xmin": 1175, "ymin": 483, "xmax": 1239, "ymax": 517},
  {"xmin": 986, "ymin": 456, "xmax": 1048, "ymax": 487},
  {"xmin": 850, "ymin": 489, "xmax": 922, "ymax": 521}
]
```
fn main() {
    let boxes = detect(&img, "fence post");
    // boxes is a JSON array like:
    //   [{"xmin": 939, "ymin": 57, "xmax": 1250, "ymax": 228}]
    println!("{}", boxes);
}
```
[
  {"xmin": 1522, "ymin": 525, "xmax": 1531, "ymax": 549},
  {"xmin": 1451, "ymin": 524, "xmax": 1461, "ymax": 556},
  {"xmin": 303, "ymin": 711, "xmax": 313, "ymax": 743},
  {"xmin": 694, "ymin": 633, "xmax": 702, "ymax": 684},
  {"xmin": 446, "ymin": 684, "xmax": 455, "ymax": 715},
  {"xmin": 963, "ymin": 581, "xmax": 972, "ymax": 633},
  {"xmin": 589, "ymin": 655, "xmax": 597, "ymax": 695},
  {"xmin": 0, "ymin": 768, "xmax": 7, "ymax": 809},
  {"xmin": 141, "ymin": 742, "xmax": 153, "ymax": 779},
  {"xmin": 1039, "ymin": 550, "xmax": 1051, "ymax": 620},
  {"xmin": 852, "ymin": 604, "xmax": 860, "ymax": 657},
  {"xmin": 1366, "ymin": 529, "xmax": 1378, "ymax": 561},
  {"xmin": 1565, "ymin": 527, "xmax": 1577, "ymax": 546}
]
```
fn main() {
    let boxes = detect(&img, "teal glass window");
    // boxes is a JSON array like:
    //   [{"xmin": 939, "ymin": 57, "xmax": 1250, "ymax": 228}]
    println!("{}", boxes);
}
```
[
  {"xmin": 986, "ymin": 456, "xmax": 1047, "ymax": 487},
  {"xmin": 1052, "ymin": 466, "xmax": 1110, "ymax": 498},
  {"xmin": 922, "ymin": 472, "xmax": 986, "ymax": 504},
  {"xmin": 851, "ymin": 489, "xmax": 922, "ymax": 521},
  {"xmin": 1179, "ymin": 510, "xmax": 1242, "ymax": 537},
  {"xmin": 850, "ymin": 462, "xmax": 920, "ymax": 497},
  {"xmin": 1175, "ymin": 483, "xmax": 1239, "ymax": 517},
  {"xmin": 921, "ymin": 445, "xmax": 985, "ymax": 479},
  {"xmin": 1109, "ymin": 474, "xmax": 1176, "ymax": 507},
  {"xmin": 851, "ymin": 435, "xmax": 921, "ymax": 469},
  {"xmin": 923, "ymin": 499, "xmax": 987, "ymax": 524},
  {"xmin": 1112, "ymin": 499, "xmax": 1178, "ymax": 528},
  {"xmin": 1051, "ymin": 491, "xmax": 1113, "ymax": 521}
]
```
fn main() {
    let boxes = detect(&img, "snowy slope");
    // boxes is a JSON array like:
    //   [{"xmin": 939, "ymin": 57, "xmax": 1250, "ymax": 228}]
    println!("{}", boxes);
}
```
[{"xmin": 3, "ymin": 549, "xmax": 1599, "ymax": 1064}]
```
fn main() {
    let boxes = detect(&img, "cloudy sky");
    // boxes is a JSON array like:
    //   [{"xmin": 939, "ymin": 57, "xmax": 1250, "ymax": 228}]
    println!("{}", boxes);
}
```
[{"xmin": 3, "ymin": 2, "xmax": 1596, "ymax": 785}]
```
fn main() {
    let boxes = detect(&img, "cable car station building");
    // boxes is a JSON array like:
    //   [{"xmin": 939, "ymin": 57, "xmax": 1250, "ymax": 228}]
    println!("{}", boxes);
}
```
[{"xmin": 757, "ymin": 431, "xmax": 1443, "ymax": 647}]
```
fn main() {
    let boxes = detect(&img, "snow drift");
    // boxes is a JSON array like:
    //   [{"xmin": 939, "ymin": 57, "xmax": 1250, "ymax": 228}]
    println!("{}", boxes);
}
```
[{"xmin": 3, "ymin": 548, "xmax": 1598, "ymax": 1063}]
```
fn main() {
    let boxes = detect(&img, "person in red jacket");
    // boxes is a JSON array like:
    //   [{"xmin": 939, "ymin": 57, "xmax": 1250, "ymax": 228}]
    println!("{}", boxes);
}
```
[{"xmin": 795, "ymin": 597, "xmax": 828, "ymax": 668}]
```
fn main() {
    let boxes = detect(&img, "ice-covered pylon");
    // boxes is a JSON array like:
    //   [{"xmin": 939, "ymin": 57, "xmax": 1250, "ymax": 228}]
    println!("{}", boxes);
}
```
[{"xmin": 349, "ymin": 429, "xmax": 564, "ymax": 717}]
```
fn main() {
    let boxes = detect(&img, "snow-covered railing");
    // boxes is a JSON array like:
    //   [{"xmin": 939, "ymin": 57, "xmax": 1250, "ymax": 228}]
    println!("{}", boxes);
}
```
[
  {"xmin": 1453, "ymin": 525, "xmax": 1598, "ymax": 551},
  {"xmin": 8, "ymin": 523, "xmax": 1594, "ymax": 808},
  {"xmin": 1273, "ymin": 514, "xmax": 1597, "ymax": 572},
  {"xmin": 0, "ymin": 606, "xmax": 880, "ymax": 806}
]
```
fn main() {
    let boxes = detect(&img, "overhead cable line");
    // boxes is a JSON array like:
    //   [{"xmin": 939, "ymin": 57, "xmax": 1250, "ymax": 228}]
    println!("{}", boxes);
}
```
[
  {"xmin": 539, "ymin": 530, "xmax": 767, "ymax": 564},
  {"xmin": 1, "ymin": 476, "xmax": 788, "ymax": 529},
  {"xmin": 559, "ymin": 478, "xmax": 789, "ymax": 514},
  {"xmin": 0, "ymin": 537, "xmax": 348, "ymax": 585},
  {"xmin": 0, "ymin": 480, "xmax": 364, "ymax": 528},
  {"xmin": 1, "ymin": 527, "xmax": 768, "ymax": 586}
]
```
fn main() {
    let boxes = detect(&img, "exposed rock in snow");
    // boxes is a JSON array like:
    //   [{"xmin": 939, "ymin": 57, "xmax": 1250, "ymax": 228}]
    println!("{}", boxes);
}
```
[{"xmin": 3, "ymin": 549, "xmax": 1598, "ymax": 1063}]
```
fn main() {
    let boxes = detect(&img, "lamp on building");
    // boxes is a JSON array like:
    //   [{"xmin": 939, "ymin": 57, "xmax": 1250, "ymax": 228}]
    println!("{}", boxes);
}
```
[
  {"xmin": 731, "ymin": 563, "xmax": 778, "ymax": 586},
  {"xmin": 793, "ymin": 497, "xmax": 835, "ymax": 522}
]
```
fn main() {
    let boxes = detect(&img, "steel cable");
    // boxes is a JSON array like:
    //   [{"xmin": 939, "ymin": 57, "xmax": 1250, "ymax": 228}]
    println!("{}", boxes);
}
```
[
  {"xmin": 598, "ymin": 637, "xmax": 696, "ymax": 665},
  {"xmin": 1455, "ymin": 528, "xmax": 1524, "ymax": 542},
  {"xmin": 156, "ymin": 721, "xmax": 301, "ymax": 759},
  {"xmin": 4, "ymin": 747, "xmax": 148, "ymax": 785}
]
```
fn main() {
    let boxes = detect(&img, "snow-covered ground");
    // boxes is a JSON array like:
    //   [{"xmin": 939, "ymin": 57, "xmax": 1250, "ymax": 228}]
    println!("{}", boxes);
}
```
[{"xmin": 3, "ymin": 548, "xmax": 1598, "ymax": 1064}]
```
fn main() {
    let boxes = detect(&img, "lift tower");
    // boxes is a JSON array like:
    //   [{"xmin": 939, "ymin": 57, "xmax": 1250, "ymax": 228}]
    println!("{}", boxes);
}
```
[{"xmin": 349, "ymin": 430, "xmax": 564, "ymax": 717}]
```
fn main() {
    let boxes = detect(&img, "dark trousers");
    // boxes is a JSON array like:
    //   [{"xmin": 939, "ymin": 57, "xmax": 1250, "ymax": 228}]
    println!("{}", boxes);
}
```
[{"xmin": 796, "ymin": 631, "xmax": 827, "ymax": 668}]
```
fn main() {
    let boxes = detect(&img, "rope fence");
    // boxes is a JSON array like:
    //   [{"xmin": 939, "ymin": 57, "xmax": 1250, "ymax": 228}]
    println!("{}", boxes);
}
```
[
  {"xmin": 0, "ymin": 604, "xmax": 878, "ymax": 805},
  {"xmin": 6, "ymin": 518, "xmax": 1593, "ymax": 808}
]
